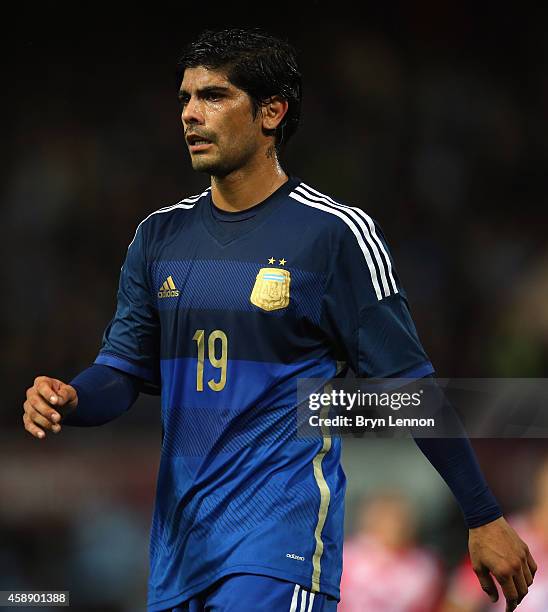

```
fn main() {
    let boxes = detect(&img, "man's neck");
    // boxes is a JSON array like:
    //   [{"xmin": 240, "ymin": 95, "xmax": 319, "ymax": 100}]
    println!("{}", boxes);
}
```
[{"xmin": 210, "ymin": 157, "xmax": 288, "ymax": 212}]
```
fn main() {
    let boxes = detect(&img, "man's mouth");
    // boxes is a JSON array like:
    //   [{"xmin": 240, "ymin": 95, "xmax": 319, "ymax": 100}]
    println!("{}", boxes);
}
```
[{"xmin": 186, "ymin": 134, "xmax": 213, "ymax": 151}]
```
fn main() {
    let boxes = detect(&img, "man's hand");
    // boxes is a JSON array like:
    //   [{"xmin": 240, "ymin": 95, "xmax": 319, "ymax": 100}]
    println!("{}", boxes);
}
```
[
  {"xmin": 469, "ymin": 516, "xmax": 537, "ymax": 611},
  {"xmin": 23, "ymin": 376, "xmax": 78, "ymax": 439}
]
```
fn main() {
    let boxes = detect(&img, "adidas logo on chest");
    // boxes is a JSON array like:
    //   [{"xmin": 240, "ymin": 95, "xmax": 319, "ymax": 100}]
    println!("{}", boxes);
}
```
[{"xmin": 158, "ymin": 275, "xmax": 180, "ymax": 298}]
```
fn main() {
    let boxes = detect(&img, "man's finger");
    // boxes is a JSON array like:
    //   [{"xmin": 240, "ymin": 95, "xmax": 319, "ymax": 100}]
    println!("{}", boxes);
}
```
[
  {"xmin": 474, "ymin": 567, "xmax": 498, "ymax": 603},
  {"xmin": 27, "ymin": 406, "xmax": 61, "ymax": 433},
  {"xmin": 526, "ymin": 548, "xmax": 537, "ymax": 578},
  {"xmin": 522, "ymin": 557, "xmax": 533, "ymax": 587},
  {"xmin": 23, "ymin": 412, "xmax": 45, "ymax": 439},
  {"xmin": 27, "ymin": 394, "xmax": 61, "ymax": 424},
  {"xmin": 36, "ymin": 378, "xmax": 59, "ymax": 404},
  {"xmin": 512, "ymin": 567, "xmax": 529, "ymax": 603},
  {"xmin": 497, "ymin": 575, "xmax": 519, "ymax": 612},
  {"xmin": 54, "ymin": 383, "xmax": 76, "ymax": 408}
]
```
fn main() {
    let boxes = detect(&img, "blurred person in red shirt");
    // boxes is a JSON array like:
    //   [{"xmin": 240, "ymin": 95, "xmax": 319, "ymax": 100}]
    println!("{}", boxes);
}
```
[
  {"xmin": 339, "ymin": 491, "xmax": 443, "ymax": 612},
  {"xmin": 443, "ymin": 457, "xmax": 548, "ymax": 612}
]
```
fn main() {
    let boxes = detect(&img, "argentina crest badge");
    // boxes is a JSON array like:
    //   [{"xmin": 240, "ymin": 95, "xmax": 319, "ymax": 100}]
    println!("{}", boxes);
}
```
[{"xmin": 250, "ymin": 267, "xmax": 291, "ymax": 311}]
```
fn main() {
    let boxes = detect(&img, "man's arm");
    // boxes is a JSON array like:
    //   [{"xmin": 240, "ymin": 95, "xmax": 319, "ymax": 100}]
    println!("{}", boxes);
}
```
[
  {"xmin": 319, "ymin": 214, "xmax": 537, "ymax": 611},
  {"xmin": 412, "ymin": 378, "xmax": 536, "ymax": 611},
  {"xmin": 23, "ymin": 365, "xmax": 141, "ymax": 437},
  {"xmin": 64, "ymin": 364, "xmax": 141, "ymax": 426}
]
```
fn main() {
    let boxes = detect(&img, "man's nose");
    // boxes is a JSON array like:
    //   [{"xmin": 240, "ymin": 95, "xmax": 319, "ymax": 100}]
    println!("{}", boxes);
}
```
[{"xmin": 182, "ymin": 97, "xmax": 204, "ymax": 125}]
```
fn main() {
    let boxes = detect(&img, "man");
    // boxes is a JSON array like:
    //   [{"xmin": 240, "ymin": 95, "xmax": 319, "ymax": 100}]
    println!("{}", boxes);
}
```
[{"xmin": 23, "ymin": 28, "xmax": 536, "ymax": 612}]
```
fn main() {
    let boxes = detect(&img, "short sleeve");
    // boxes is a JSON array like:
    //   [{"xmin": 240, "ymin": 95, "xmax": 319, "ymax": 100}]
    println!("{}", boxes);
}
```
[
  {"xmin": 94, "ymin": 225, "xmax": 161, "ymax": 393},
  {"xmin": 321, "ymin": 218, "xmax": 434, "ymax": 379}
]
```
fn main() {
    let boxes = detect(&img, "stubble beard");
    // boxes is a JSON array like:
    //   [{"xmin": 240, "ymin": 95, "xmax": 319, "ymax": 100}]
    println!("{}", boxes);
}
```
[
  {"xmin": 191, "ymin": 154, "xmax": 235, "ymax": 178},
  {"xmin": 190, "ymin": 140, "xmax": 257, "ymax": 178}
]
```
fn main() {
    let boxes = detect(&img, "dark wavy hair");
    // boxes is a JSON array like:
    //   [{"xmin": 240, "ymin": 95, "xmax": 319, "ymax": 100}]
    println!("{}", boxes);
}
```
[{"xmin": 176, "ymin": 28, "xmax": 302, "ymax": 149}]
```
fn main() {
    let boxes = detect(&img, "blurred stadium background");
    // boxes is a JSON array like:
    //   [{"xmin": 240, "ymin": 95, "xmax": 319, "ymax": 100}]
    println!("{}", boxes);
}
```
[{"xmin": 3, "ymin": 3, "xmax": 548, "ymax": 610}]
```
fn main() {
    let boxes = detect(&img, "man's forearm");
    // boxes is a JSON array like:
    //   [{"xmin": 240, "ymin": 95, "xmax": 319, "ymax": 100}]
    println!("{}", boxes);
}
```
[
  {"xmin": 414, "ymin": 435, "xmax": 502, "ymax": 528},
  {"xmin": 62, "ymin": 364, "xmax": 140, "ymax": 426},
  {"xmin": 413, "ymin": 377, "xmax": 502, "ymax": 528}
]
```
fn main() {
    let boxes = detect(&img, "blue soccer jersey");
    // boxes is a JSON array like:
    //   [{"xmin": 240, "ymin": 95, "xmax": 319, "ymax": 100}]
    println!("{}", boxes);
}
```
[{"xmin": 94, "ymin": 176, "xmax": 434, "ymax": 611}]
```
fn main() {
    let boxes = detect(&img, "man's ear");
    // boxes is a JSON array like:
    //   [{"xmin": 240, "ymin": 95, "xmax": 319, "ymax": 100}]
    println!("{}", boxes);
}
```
[{"xmin": 262, "ymin": 96, "xmax": 289, "ymax": 131}]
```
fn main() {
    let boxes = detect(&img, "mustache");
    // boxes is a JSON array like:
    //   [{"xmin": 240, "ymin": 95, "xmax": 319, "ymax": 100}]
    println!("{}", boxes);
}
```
[{"xmin": 185, "ymin": 127, "xmax": 215, "ymax": 142}]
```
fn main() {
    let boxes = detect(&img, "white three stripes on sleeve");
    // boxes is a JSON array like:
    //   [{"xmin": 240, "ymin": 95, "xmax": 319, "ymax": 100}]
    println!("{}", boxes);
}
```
[
  {"xmin": 299, "ymin": 183, "xmax": 398, "ymax": 295},
  {"xmin": 289, "ymin": 183, "xmax": 398, "ymax": 301}
]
